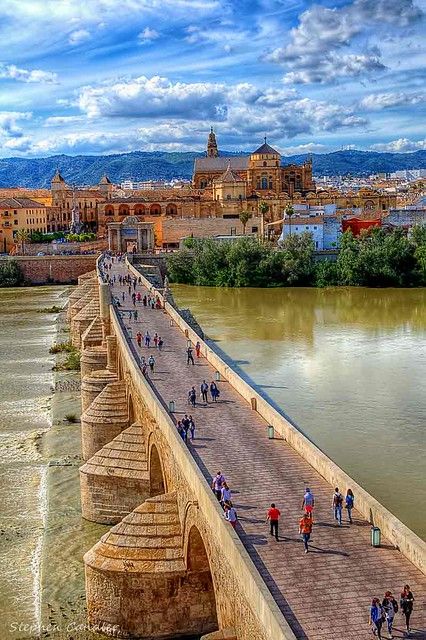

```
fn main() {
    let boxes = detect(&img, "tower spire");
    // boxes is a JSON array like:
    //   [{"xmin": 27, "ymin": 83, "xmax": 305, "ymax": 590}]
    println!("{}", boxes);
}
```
[{"xmin": 207, "ymin": 127, "xmax": 218, "ymax": 158}]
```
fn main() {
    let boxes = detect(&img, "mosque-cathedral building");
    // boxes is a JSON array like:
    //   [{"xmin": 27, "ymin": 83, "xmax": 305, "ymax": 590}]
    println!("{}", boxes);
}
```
[{"xmin": 6, "ymin": 129, "xmax": 395, "ymax": 250}]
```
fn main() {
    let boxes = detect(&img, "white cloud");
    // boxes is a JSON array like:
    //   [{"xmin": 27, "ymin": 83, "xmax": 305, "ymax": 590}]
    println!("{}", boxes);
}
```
[
  {"xmin": 370, "ymin": 138, "xmax": 426, "ymax": 152},
  {"xmin": 0, "ymin": 64, "xmax": 57, "ymax": 83},
  {"xmin": 69, "ymin": 29, "xmax": 91, "ymax": 45},
  {"xmin": 43, "ymin": 115, "xmax": 86, "ymax": 127},
  {"xmin": 138, "ymin": 27, "xmax": 159, "ymax": 44},
  {"xmin": 77, "ymin": 75, "xmax": 228, "ymax": 120},
  {"xmin": 359, "ymin": 92, "xmax": 425, "ymax": 110},
  {"xmin": 0, "ymin": 111, "xmax": 32, "ymax": 139},
  {"xmin": 281, "ymin": 143, "xmax": 328, "ymax": 155},
  {"xmin": 265, "ymin": 0, "xmax": 423, "ymax": 83}
]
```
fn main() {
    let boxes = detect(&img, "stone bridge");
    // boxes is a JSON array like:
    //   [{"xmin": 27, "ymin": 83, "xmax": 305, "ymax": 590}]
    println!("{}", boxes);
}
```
[{"xmin": 69, "ymin": 260, "xmax": 426, "ymax": 640}]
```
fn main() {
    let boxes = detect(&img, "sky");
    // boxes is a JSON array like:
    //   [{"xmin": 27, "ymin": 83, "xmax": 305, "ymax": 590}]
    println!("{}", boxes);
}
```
[{"xmin": 0, "ymin": 0, "xmax": 424, "ymax": 158}]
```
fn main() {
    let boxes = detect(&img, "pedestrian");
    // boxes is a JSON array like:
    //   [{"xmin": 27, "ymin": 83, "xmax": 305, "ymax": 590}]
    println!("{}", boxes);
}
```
[
  {"xmin": 224, "ymin": 503, "xmax": 238, "ymax": 529},
  {"xmin": 136, "ymin": 331, "xmax": 142, "ymax": 348},
  {"xmin": 201, "ymin": 380, "xmax": 209, "ymax": 403},
  {"xmin": 137, "ymin": 292, "xmax": 141, "ymax": 303},
  {"xmin": 144, "ymin": 331, "xmax": 151, "ymax": 347},
  {"xmin": 153, "ymin": 333, "xmax": 158, "ymax": 348},
  {"xmin": 132, "ymin": 292, "xmax": 136, "ymax": 305},
  {"xmin": 400, "ymin": 585, "xmax": 414, "ymax": 635},
  {"xmin": 187, "ymin": 346, "xmax": 195, "ymax": 365},
  {"xmin": 143, "ymin": 295, "xmax": 147, "ymax": 307},
  {"xmin": 332, "ymin": 487, "xmax": 343, "ymax": 526},
  {"xmin": 142, "ymin": 362, "xmax": 148, "ymax": 376},
  {"xmin": 189, "ymin": 415, "xmax": 196, "ymax": 440},
  {"xmin": 139, "ymin": 355, "xmax": 146, "ymax": 368},
  {"xmin": 151, "ymin": 299, "xmax": 155, "ymax": 309},
  {"xmin": 210, "ymin": 381, "xmax": 219, "ymax": 402},
  {"xmin": 195, "ymin": 341, "xmax": 201, "ymax": 358},
  {"xmin": 369, "ymin": 597, "xmax": 384, "ymax": 639},
  {"xmin": 177, "ymin": 420, "xmax": 185, "ymax": 441},
  {"xmin": 301, "ymin": 487, "xmax": 315, "ymax": 520},
  {"xmin": 182, "ymin": 414, "xmax": 190, "ymax": 442},
  {"xmin": 298, "ymin": 512, "xmax": 313, "ymax": 553},
  {"xmin": 122, "ymin": 291, "xmax": 125, "ymax": 302},
  {"xmin": 266, "ymin": 503, "xmax": 281, "ymax": 542},
  {"xmin": 158, "ymin": 337, "xmax": 164, "ymax": 351},
  {"xmin": 148, "ymin": 354, "xmax": 155, "ymax": 373},
  {"xmin": 211, "ymin": 471, "xmax": 225, "ymax": 501},
  {"xmin": 220, "ymin": 482, "xmax": 232, "ymax": 508},
  {"xmin": 382, "ymin": 591, "xmax": 398, "ymax": 639},
  {"xmin": 345, "ymin": 488, "xmax": 354, "ymax": 524},
  {"xmin": 134, "ymin": 309, "xmax": 138, "ymax": 322},
  {"xmin": 128, "ymin": 285, "xmax": 131, "ymax": 295},
  {"xmin": 188, "ymin": 386, "xmax": 196, "ymax": 407}
]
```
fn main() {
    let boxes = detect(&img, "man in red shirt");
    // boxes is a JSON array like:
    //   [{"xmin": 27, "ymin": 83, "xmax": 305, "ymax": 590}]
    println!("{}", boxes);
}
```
[{"xmin": 266, "ymin": 503, "xmax": 281, "ymax": 541}]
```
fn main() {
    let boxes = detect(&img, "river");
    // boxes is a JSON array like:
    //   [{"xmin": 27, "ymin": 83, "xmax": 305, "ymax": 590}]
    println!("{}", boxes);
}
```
[
  {"xmin": 0, "ymin": 287, "xmax": 106, "ymax": 640},
  {"xmin": 172, "ymin": 285, "xmax": 426, "ymax": 541}
]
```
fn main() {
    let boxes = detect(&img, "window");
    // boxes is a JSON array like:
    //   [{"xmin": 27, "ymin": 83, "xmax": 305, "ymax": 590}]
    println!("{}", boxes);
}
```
[
  {"xmin": 13, "ymin": 210, "xmax": 17, "ymax": 215},
  {"xmin": 314, "ymin": 226, "xmax": 317, "ymax": 230},
  {"xmin": 263, "ymin": 161, "xmax": 267, "ymax": 167},
  {"xmin": 14, "ymin": 220, "xmax": 18, "ymax": 225},
  {"xmin": 261, "ymin": 177, "xmax": 268, "ymax": 189},
  {"xmin": 227, "ymin": 194, "xmax": 231, "ymax": 200},
  {"xmin": 251, "ymin": 226, "xmax": 258, "ymax": 232}
]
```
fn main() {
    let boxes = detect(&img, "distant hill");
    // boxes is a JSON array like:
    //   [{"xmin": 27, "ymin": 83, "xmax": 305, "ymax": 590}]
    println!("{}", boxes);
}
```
[{"xmin": 0, "ymin": 149, "xmax": 424, "ymax": 188}]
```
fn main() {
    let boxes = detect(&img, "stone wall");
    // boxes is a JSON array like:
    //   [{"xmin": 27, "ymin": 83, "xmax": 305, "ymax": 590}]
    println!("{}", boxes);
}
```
[
  {"xmin": 3, "ymin": 255, "xmax": 97, "ymax": 284},
  {"xmin": 161, "ymin": 216, "xmax": 262, "ymax": 246},
  {"xmin": 128, "ymin": 257, "xmax": 426, "ymax": 577}
]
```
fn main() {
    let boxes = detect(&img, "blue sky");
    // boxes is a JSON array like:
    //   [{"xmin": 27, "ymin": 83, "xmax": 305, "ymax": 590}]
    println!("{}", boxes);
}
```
[{"xmin": 0, "ymin": 0, "xmax": 424, "ymax": 158}]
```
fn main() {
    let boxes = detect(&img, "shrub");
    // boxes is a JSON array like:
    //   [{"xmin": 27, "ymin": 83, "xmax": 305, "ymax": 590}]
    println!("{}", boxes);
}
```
[
  {"xmin": 49, "ymin": 341, "xmax": 74, "ymax": 354},
  {"xmin": 0, "ymin": 260, "xmax": 24, "ymax": 287},
  {"xmin": 64, "ymin": 413, "xmax": 78, "ymax": 423}
]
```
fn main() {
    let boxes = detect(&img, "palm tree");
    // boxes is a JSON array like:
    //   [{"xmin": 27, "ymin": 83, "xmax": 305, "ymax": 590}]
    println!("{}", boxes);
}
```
[
  {"xmin": 239, "ymin": 210, "xmax": 250, "ymax": 235},
  {"xmin": 15, "ymin": 229, "xmax": 30, "ymax": 255},
  {"xmin": 285, "ymin": 204, "xmax": 295, "ymax": 237},
  {"xmin": 258, "ymin": 201, "xmax": 269, "ymax": 242}
]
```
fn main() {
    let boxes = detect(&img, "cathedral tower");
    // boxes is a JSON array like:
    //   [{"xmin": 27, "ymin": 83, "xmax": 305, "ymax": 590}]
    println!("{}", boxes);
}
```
[{"xmin": 207, "ymin": 127, "xmax": 218, "ymax": 157}]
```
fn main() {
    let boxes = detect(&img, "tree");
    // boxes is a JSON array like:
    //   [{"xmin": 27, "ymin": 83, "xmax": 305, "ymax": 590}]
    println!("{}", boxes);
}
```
[
  {"xmin": 239, "ymin": 210, "xmax": 250, "ymax": 235},
  {"xmin": 15, "ymin": 229, "xmax": 30, "ymax": 255},
  {"xmin": 0, "ymin": 260, "xmax": 24, "ymax": 287},
  {"xmin": 279, "ymin": 232, "xmax": 315, "ymax": 285},
  {"xmin": 285, "ymin": 204, "xmax": 295, "ymax": 236},
  {"xmin": 258, "ymin": 201, "xmax": 269, "ymax": 242}
]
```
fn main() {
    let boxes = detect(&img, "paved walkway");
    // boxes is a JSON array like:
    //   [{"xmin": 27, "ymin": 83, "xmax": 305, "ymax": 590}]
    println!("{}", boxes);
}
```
[{"xmin": 108, "ymin": 261, "xmax": 425, "ymax": 640}]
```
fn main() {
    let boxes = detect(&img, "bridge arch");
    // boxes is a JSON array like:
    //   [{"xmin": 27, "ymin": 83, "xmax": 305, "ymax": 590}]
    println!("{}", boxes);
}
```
[
  {"xmin": 149, "ymin": 441, "xmax": 166, "ymax": 496},
  {"xmin": 185, "ymin": 524, "xmax": 218, "ymax": 633},
  {"xmin": 128, "ymin": 392, "xmax": 135, "ymax": 425}
]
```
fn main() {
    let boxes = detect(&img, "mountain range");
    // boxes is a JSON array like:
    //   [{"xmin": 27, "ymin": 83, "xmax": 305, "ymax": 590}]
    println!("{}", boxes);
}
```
[{"xmin": 0, "ymin": 149, "xmax": 424, "ymax": 189}]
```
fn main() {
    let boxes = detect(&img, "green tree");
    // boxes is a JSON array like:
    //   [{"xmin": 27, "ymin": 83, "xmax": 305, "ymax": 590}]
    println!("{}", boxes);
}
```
[
  {"xmin": 258, "ymin": 201, "xmax": 269, "ymax": 242},
  {"xmin": 239, "ymin": 210, "xmax": 250, "ymax": 235},
  {"xmin": 279, "ymin": 232, "xmax": 315, "ymax": 285},
  {"xmin": 285, "ymin": 204, "xmax": 295, "ymax": 236},
  {"xmin": 166, "ymin": 249, "xmax": 195, "ymax": 284},
  {"xmin": 0, "ymin": 260, "xmax": 24, "ymax": 287},
  {"xmin": 15, "ymin": 229, "xmax": 30, "ymax": 255}
]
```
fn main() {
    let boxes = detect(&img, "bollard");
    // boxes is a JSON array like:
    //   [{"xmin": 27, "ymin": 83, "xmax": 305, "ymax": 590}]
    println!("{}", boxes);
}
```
[
  {"xmin": 268, "ymin": 425, "xmax": 274, "ymax": 439},
  {"xmin": 371, "ymin": 526, "xmax": 381, "ymax": 547},
  {"xmin": 168, "ymin": 400, "xmax": 175, "ymax": 413},
  {"xmin": 215, "ymin": 371, "xmax": 220, "ymax": 382}
]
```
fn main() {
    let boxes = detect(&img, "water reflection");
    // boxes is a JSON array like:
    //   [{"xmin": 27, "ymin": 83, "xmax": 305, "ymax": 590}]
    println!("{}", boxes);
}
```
[{"xmin": 173, "ymin": 284, "xmax": 426, "ymax": 540}]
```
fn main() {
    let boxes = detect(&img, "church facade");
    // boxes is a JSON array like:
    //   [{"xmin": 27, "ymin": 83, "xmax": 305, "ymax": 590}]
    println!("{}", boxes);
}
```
[{"xmin": 193, "ymin": 130, "xmax": 315, "ymax": 196}]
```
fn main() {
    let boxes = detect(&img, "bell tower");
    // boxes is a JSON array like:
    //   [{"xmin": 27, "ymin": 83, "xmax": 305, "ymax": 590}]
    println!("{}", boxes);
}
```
[{"xmin": 207, "ymin": 127, "xmax": 218, "ymax": 157}]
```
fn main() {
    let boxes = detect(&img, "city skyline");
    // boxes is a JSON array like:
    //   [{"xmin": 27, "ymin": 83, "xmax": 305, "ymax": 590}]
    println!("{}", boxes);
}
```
[{"xmin": 0, "ymin": 0, "xmax": 424, "ymax": 158}]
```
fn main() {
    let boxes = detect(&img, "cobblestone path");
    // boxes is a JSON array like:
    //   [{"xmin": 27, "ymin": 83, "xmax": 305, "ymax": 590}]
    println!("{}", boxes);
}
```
[{"xmin": 109, "ymin": 262, "xmax": 425, "ymax": 640}]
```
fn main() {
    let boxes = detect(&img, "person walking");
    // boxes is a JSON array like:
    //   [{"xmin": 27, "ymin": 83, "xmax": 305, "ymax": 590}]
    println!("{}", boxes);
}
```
[
  {"xmin": 158, "ymin": 337, "xmax": 164, "ymax": 351},
  {"xmin": 224, "ymin": 503, "xmax": 238, "ymax": 529},
  {"xmin": 134, "ymin": 309, "xmax": 138, "ymax": 322},
  {"xmin": 181, "ymin": 415, "xmax": 190, "ymax": 443},
  {"xmin": 187, "ymin": 346, "xmax": 195, "ymax": 365},
  {"xmin": 189, "ymin": 415, "xmax": 196, "ymax": 441},
  {"xmin": 301, "ymin": 487, "xmax": 315, "ymax": 519},
  {"xmin": 148, "ymin": 354, "xmax": 155, "ymax": 373},
  {"xmin": 299, "ymin": 512, "xmax": 313, "ymax": 553},
  {"xmin": 122, "ymin": 291, "xmax": 125, "ymax": 302},
  {"xmin": 210, "ymin": 381, "xmax": 219, "ymax": 402},
  {"xmin": 332, "ymin": 487, "xmax": 343, "ymax": 526},
  {"xmin": 382, "ymin": 591, "xmax": 398, "ymax": 639},
  {"xmin": 144, "ymin": 331, "xmax": 151, "ymax": 347},
  {"xmin": 400, "ymin": 585, "xmax": 414, "ymax": 635},
  {"xmin": 369, "ymin": 597, "xmax": 384, "ymax": 639},
  {"xmin": 211, "ymin": 472, "xmax": 225, "ymax": 501},
  {"xmin": 153, "ymin": 333, "xmax": 158, "ymax": 348},
  {"xmin": 220, "ymin": 482, "xmax": 232, "ymax": 508},
  {"xmin": 195, "ymin": 341, "xmax": 201, "ymax": 358},
  {"xmin": 188, "ymin": 386, "xmax": 196, "ymax": 407},
  {"xmin": 177, "ymin": 420, "xmax": 185, "ymax": 441},
  {"xmin": 143, "ymin": 295, "xmax": 147, "ymax": 307},
  {"xmin": 345, "ymin": 488, "xmax": 354, "ymax": 524},
  {"xmin": 201, "ymin": 380, "xmax": 209, "ymax": 403},
  {"xmin": 136, "ymin": 331, "xmax": 142, "ymax": 348},
  {"xmin": 137, "ymin": 292, "xmax": 141, "ymax": 303},
  {"xmin": 266, "ymin": 503, "xmax": 281, "ymax": 542}
]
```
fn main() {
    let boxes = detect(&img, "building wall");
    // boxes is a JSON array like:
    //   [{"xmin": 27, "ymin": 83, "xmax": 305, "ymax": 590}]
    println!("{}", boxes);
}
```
[
  {"xmin": 1, "ymin": 255, "xmax": 97, "ymax": 283},
  {"xmin": 281, "ymin": 220, "xmax": 324, "ymax": 249},
  {"xmin": 161, "ymin": 216, "xmax": 262, "ymax": 247},
  {"xmin": 0, "ymin": 203, "xmax": 48, "ymax": 253},
  {"xmin": 384, "ymin": 208, "xmax": 426, "ymax": 227}
]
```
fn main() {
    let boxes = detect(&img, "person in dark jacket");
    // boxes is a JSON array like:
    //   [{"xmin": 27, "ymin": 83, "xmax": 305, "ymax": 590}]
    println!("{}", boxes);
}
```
[{"xmin": 400, "ymin": 585, "xmax": 414, "ymax": 635}]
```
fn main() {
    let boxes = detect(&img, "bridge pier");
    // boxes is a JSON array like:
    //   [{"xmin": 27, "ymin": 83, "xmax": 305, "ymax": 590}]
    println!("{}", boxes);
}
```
[
  {"xmin": 80, "ymin": 423, "xmax": 149, "ymax": 524},
  {"xmin": 81, "ymin": 381, "xmax": 129, "ymax": 460},
  {"xmin": 84, "ymin": 492, "xmax": 218, "ymax": 639}
]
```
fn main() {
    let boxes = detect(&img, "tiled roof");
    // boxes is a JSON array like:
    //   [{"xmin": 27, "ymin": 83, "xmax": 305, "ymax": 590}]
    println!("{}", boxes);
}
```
[
  {"xmin": 215, "ymin": 164, "xmax": 245, "ymax": 183},
  {"xmin": 252, "ymin": 142, "xmax": 280, "ymax": 155},
  {"xmin": 194, "ymin": 156, "xmax": 249, "ymax": 172},
  {"xmin": 0, "ymin": 197, "xmax": 46, "ymax": 208}
]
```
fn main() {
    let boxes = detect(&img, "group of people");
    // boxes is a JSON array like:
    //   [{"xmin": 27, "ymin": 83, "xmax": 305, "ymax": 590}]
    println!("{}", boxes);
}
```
[
  {"xmin": 176, "ymin": 414, "xmax": 196, "ymax": 442},
  {"xmin": 187, "ymin": 379, "xmax": 220, "ymax": 406},
  {"xmin": 369, "ymin": 586, "xmax": 414, "ymax": 638},
  {"xmin": 211, "ymin": 471, "xmax": 237, "ymax": 527}
]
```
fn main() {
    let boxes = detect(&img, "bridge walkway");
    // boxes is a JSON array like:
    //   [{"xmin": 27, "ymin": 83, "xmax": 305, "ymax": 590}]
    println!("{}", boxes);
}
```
[{"xmin": 109, "ymin": 262, "xmax": 426, "ymax": 640}]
